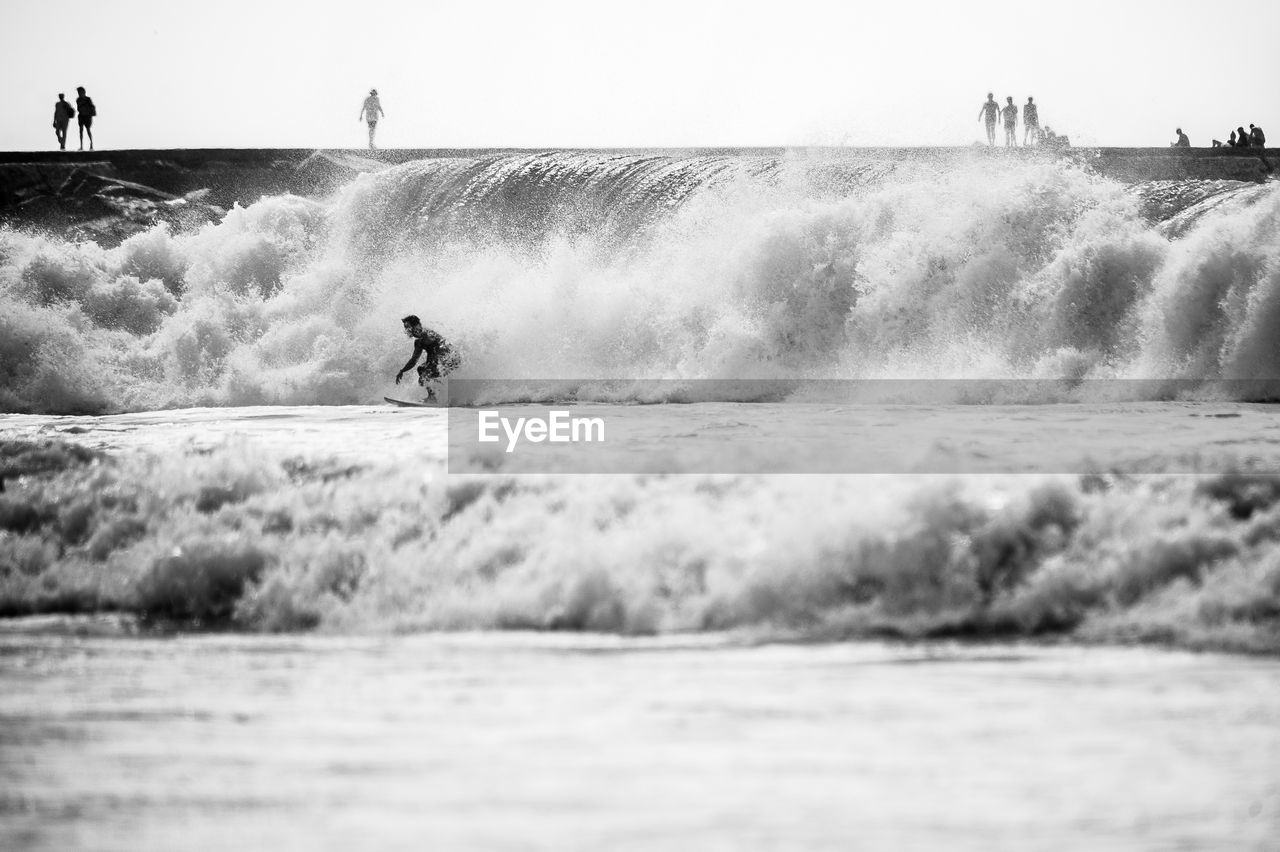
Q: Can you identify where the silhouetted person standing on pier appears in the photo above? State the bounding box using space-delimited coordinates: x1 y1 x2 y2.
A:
1023 97 1039 145
978 94 999 145
1249 124 1272 173
1001 97 1018 146
1171 128 1190 148
359 88 384 150
75 87 96 151
52 94 75 150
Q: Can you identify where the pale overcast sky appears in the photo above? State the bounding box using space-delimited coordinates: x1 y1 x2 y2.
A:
1 0 1276 151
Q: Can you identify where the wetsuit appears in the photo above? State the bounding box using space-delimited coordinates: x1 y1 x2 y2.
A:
402 327 460 384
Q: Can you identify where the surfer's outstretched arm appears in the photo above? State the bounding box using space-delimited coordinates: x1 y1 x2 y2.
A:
396 342 424 383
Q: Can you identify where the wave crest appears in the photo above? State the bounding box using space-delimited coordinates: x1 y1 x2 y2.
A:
0 153 1277 412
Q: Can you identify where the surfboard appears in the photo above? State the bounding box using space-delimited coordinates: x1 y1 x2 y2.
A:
384 396 444 408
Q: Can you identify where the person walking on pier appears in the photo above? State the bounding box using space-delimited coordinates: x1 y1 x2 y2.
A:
359 88 384 150
52 94 75 150
978 93 1000 146
1023 97 1040 145
1001 97 1018 146
75 86 96 151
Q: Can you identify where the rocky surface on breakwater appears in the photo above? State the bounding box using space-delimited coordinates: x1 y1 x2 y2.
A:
0 146 1272 244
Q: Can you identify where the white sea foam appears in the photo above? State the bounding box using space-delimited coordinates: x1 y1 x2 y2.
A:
1 153 1277 413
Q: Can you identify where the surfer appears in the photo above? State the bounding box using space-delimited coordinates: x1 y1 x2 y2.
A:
978 93 1000 145
75 86 96 151
395 315 460 400
1001 97 1018 147
359 88 384 150
52 94 75 150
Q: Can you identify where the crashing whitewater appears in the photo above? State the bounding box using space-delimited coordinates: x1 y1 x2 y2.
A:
3 152 1280 653
1 152 1278 414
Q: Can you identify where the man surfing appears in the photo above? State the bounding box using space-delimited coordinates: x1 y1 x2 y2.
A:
395 314 461 402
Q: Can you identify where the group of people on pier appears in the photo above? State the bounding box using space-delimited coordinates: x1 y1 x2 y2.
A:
1211 125 1266 150
50 87 96 151
978 94 1066 148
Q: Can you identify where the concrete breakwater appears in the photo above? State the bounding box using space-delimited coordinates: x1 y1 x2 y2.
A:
0 145 1273 244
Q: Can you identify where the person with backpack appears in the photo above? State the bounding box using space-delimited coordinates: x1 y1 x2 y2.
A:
52 93 75 150
75 86 96 151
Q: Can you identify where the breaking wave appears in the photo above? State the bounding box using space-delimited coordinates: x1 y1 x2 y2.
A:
3 438 1279 654
1 152 1278 413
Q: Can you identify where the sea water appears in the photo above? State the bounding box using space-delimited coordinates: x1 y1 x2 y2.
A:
3 632 1278 852
3 150 1280 848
